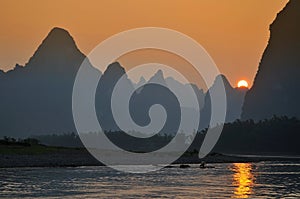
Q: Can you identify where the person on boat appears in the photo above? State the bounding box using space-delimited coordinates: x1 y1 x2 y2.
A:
200 161 206 168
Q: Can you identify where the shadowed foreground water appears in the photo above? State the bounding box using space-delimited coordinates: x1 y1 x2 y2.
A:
0 161 299 198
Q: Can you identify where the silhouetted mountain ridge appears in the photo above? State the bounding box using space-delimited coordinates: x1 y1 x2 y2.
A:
242 0 300 120
0 27 246 137
0 27 96 137
200 75 247 129
26 27 85 74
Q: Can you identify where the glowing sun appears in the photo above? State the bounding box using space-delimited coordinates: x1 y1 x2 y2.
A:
237 80 249 88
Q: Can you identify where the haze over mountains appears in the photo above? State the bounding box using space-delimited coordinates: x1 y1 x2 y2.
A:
200 75 248 130
0 27 247 137
3 0 300 139
242 0 300 120
0 28 97 137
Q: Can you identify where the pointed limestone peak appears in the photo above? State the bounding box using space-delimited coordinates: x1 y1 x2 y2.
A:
100 62 132 87
103 62 126 77
136 76 146 87
135 76 146 92
212 74 232 90
154 69 164 78
24 27 86 73
148 69 166 86
32 27 78 56
138 76 146 84
98 62 134 93
43 27 76 47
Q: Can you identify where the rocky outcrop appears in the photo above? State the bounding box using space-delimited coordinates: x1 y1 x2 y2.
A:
242 0 300 120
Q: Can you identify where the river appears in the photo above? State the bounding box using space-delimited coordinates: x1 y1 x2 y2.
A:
0 161 299 198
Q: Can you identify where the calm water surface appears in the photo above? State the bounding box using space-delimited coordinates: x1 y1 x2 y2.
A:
0 161 299 198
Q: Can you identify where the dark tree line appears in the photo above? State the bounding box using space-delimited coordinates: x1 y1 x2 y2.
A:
3 116 299 155
0 137 40 146
197 116 300 155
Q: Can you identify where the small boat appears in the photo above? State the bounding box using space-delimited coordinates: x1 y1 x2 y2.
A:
199 161 215 169
179 164 191 168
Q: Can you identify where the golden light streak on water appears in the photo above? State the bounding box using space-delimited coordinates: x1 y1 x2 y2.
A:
231 163 255 198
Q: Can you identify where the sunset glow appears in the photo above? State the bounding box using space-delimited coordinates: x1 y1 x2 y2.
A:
0 0 288 87
0 0 299 198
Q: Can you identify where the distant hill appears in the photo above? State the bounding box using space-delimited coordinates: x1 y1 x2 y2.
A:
0 27 246 137
130 70 182 135
242 0 300 121
95 62 135 132
200 75 247 130
0 27 98 137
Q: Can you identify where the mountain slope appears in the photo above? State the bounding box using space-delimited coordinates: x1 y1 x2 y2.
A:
96 62 134 131
242 0 300 120
0 27 98 137
200 75 247 130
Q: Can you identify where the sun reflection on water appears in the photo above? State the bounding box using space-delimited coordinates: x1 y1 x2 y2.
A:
231 163 255 198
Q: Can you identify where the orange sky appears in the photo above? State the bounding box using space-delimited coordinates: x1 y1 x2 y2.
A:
0 0 288 87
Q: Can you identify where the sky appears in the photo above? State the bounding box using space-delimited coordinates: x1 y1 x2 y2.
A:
0 0 288 88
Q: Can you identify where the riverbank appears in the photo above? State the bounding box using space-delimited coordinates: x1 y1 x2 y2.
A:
1 143 300 168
